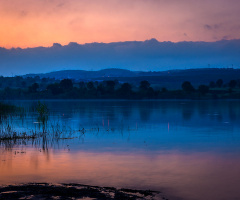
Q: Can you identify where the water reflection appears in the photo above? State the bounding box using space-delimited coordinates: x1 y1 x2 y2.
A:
0 100 240 200
1 150 240 200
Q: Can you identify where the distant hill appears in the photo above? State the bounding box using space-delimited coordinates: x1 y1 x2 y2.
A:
24 68 240 89
24 68 138 79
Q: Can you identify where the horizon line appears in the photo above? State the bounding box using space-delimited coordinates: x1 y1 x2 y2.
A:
6 66 237 78
2 38 240 50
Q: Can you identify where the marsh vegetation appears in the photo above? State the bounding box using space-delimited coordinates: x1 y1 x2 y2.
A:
0 102 87 151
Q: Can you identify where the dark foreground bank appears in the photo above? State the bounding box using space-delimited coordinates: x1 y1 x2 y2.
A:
0 183 176 200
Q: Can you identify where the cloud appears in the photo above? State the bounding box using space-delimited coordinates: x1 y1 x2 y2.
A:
204 24 222 31
221 35 231 40
0 39 240 76
19 10 28 17
57 2 65 8
204 24 212 30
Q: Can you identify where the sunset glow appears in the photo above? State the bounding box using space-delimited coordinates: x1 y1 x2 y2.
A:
1 0 240 48
1 150 240 200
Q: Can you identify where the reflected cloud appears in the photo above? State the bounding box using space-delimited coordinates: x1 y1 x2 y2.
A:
1 150 240 200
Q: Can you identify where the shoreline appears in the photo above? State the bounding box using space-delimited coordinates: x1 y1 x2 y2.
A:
0 182 173 200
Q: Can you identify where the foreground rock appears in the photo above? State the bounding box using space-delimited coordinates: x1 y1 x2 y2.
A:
0 183 167 200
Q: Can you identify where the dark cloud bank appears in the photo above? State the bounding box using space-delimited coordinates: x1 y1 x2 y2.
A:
0 39 240 76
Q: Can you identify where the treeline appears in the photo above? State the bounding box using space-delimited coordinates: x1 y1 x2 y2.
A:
0 77 240 100
0 76 57 90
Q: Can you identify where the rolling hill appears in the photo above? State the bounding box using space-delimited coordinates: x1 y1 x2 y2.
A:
23 68 240 89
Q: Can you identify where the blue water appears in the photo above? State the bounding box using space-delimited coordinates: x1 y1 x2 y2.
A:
1 100 240 200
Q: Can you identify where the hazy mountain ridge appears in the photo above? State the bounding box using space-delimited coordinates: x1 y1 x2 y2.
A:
24 68 240 78
1 39 240 76
24 68 138 79
23 68 240 89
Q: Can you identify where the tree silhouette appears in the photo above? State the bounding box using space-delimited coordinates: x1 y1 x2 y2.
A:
229 80 237 88
60 79 73 90
105 81 115 94
182 81 195 93
198 85 209 95
47 83 63 95
87 82 94 90
118 83 133 98
209 81 215 88
139 80 154 98
216 79 223 88
28 83 39 93
139 80 150 90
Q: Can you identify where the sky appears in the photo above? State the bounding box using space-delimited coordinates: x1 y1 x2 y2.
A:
0 0 240 48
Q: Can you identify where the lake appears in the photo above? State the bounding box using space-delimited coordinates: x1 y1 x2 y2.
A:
1 100 240 200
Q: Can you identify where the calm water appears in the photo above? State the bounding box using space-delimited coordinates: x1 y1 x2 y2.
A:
1 100 240 200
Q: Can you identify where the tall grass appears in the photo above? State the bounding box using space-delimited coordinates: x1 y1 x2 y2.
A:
0 102 17 112
0 102 86 150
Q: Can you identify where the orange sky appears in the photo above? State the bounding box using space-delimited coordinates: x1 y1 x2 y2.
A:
0 0 240 48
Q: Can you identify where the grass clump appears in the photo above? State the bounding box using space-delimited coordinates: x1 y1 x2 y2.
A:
0 102 20 115
0 131 36 141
